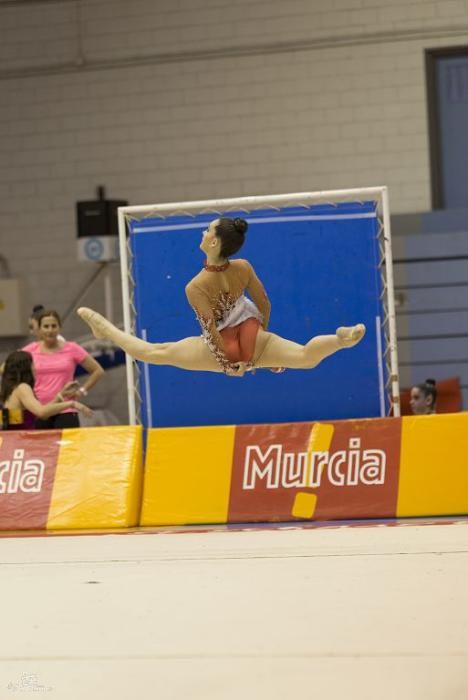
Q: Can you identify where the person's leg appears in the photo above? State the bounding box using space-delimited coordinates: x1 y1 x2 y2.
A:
78 307 364 373
77 307 223 372
160 336 224 371
253 324 365 369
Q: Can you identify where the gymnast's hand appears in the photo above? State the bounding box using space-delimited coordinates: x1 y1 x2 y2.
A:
225 363 246 377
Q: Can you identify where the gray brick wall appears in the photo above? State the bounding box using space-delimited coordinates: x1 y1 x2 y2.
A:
1 0 467 420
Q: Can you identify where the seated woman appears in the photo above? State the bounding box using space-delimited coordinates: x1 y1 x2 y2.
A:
409 378 437 415
77 217 365 376
0 351 92 430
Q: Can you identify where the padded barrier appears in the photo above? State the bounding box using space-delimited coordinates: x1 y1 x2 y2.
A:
141 414 468 525
0 427 143 530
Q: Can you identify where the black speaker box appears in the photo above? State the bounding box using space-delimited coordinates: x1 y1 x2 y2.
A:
76 199 128 238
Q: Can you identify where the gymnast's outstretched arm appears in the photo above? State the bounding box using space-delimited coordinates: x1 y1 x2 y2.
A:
241 259 271 330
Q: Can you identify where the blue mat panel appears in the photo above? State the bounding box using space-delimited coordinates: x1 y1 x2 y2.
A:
129 202 385 427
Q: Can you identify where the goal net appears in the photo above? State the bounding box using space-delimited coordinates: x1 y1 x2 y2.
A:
118 187 399 426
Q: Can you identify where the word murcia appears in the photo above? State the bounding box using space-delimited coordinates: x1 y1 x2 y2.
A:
0 449 45 494
243 437 385 490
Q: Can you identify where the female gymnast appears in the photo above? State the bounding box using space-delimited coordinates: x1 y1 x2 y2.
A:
77 217 365 377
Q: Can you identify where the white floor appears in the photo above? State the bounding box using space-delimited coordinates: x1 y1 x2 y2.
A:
1 520 468 700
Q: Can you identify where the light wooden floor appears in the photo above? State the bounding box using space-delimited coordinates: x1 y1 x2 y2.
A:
1 519 468 700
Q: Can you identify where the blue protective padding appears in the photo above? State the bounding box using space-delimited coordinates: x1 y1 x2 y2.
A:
128 202 385 427
75 350 126 375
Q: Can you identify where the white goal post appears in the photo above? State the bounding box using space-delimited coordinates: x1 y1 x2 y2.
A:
117 186 400 425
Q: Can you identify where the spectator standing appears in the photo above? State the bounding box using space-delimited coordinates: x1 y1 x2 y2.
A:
28 304 45 338
22 309 104 429
28 304 65 342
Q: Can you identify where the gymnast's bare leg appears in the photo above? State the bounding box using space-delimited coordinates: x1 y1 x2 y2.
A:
77 307 365 373
251 325 365 369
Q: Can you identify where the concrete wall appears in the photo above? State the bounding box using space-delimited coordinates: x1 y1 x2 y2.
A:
1 0 468 421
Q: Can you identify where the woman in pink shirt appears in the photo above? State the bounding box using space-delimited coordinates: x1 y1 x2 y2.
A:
22 309 104 429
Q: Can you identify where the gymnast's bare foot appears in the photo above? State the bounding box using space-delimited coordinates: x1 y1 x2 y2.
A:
336 323 366 348
77 307 110 339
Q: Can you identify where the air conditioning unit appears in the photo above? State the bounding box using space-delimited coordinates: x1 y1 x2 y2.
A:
76 186 127 263
77 236 120 262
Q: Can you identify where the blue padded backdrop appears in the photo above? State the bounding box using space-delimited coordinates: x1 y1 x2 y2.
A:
128 202 385 427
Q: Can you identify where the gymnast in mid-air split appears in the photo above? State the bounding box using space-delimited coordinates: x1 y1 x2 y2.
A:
77 217 365 377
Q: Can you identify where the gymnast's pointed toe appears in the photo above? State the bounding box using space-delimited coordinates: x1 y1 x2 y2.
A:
77 306 92 321
336 323 366 348
77 307 108 339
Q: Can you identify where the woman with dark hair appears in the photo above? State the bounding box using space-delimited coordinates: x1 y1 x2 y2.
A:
78 217 365 376
22 309 104 428
28 304 45 338
1 351 91 430
409 378 437 415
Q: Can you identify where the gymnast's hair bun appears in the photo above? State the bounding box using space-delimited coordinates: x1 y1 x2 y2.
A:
233 218 248 235
425 378 436 386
